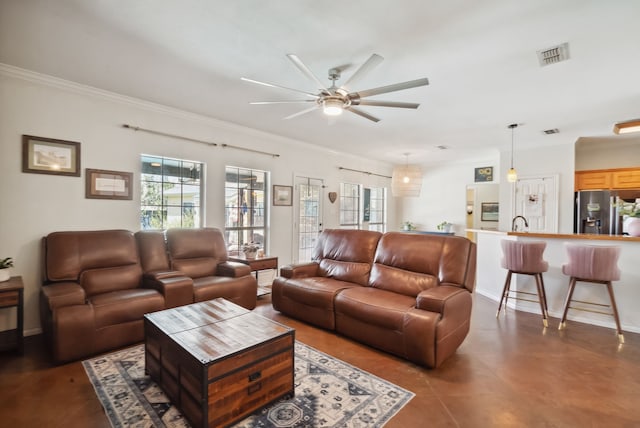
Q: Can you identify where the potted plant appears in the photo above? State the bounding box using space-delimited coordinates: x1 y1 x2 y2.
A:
242 242 260 259
402 221 416 231
437 221 453 233
619 199 640 236
0 257 13 282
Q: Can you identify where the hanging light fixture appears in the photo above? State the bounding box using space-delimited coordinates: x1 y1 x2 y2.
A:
507 123 518 183
391 153 422 197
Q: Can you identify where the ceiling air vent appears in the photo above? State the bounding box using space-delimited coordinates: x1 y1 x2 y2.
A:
543 128 559 135
537 43 570 67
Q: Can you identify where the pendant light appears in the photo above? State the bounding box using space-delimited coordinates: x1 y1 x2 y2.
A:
507 123 518 183
391 153 422 197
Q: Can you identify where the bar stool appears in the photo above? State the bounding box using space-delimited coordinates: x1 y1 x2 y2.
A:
496 240 549 327
559 243 624 343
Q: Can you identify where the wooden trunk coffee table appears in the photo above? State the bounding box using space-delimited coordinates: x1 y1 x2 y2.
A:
144 298 295 427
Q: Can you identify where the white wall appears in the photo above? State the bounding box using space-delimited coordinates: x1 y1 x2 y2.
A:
499 143 575 233
398 158 500 235
575 137 640 170
0 66 395 334
399 141 575 236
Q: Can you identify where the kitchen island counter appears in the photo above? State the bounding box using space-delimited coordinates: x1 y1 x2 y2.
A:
470 229 640 334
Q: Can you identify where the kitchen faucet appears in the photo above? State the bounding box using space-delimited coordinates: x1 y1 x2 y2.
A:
512 215 529 232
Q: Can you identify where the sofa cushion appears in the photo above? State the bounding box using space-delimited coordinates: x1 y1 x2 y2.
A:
278 277 358 308
369 264 438 297
80 264 143 296
192 275 258 310
91 288 164 329
334 287 416 330
135 230 170 273
45 230 140 282
171 257 217 278
166 227 228 261
313 229 381 286
371 232 476 295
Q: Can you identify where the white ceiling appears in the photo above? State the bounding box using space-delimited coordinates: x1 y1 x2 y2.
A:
1 0 639 165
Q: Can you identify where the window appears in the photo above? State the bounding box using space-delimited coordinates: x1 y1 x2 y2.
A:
339 183 360 229
224 166 268 254
140 155 203 230
339 183 387 232
367 186 387 232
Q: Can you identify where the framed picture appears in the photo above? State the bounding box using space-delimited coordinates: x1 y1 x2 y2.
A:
85 168 133 200
273 185 292 206
22 135 81 176
481 202 499 221
474 166 493 182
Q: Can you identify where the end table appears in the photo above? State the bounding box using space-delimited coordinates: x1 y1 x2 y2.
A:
0 276 24 354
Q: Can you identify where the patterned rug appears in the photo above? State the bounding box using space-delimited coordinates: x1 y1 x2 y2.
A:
83 342 414 428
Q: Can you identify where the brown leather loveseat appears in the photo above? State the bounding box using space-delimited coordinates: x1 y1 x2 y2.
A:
41 228 257 363
272 229 477 368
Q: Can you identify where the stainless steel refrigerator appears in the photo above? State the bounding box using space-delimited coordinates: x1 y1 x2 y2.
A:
575 190 640 234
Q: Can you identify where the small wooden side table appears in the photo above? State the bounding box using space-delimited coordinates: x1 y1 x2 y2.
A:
228 256 278 296
0 276 24 354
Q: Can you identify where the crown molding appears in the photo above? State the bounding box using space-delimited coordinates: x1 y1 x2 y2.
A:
0 63 391 168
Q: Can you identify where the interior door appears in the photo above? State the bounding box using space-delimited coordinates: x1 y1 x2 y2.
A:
294 176 324 263
513 175 559 233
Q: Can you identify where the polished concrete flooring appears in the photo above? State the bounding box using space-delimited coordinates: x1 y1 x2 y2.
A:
1 293 639 427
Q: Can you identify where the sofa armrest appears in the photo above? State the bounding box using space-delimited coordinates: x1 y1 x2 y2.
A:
216 261 252 278
279 262 320 279
41 282 86 311
416 285 470 315
142 272 193 309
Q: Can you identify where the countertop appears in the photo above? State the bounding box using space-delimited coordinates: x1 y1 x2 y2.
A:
467 229 640 242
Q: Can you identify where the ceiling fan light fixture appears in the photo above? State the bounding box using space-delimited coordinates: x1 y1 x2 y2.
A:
613 119 640 134
322 98 344 116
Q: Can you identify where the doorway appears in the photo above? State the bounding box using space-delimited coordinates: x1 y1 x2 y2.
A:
294 176 324 262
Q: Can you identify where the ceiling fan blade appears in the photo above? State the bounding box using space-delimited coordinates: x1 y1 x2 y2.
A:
342 53 384 90
250 100 316 105
284 105 319 120
241 77 318 98
351 78 429 99
345 107 380 123
286 54 330 93
353 100 420 109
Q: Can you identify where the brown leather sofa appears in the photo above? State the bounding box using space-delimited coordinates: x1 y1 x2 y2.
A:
41 227 257 363
272 229 477 368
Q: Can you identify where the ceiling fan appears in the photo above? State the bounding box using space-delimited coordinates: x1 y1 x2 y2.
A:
241 53 429 123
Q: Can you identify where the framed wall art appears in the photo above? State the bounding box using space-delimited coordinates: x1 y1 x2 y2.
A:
22 135 81 176
273 185 292 206
481 202 499 221
85 168 133 200
474 166 493 182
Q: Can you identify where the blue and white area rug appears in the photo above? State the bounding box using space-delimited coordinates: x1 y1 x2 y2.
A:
83 342 414 428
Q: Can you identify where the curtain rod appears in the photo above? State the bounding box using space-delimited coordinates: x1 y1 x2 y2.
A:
338 166 391 179
122 124 280 158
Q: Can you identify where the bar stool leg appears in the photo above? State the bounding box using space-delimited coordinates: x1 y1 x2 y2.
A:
534 273 548 328
539 274 549 314
496 271 513 317
559 277 577 330
605 282 625 344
